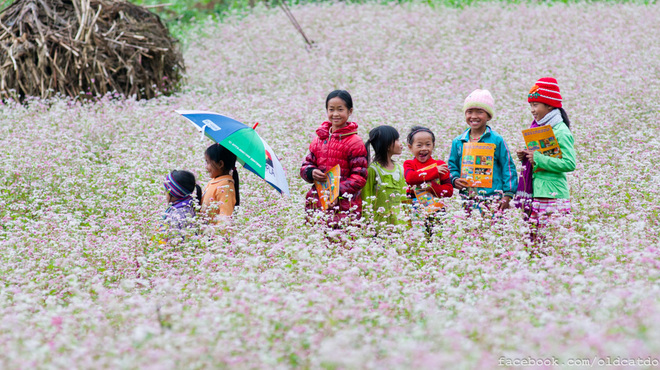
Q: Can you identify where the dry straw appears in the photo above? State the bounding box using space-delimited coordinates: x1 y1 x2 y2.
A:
0 0 185 101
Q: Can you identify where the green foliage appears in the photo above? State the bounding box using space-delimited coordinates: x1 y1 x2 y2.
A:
131 0 265 23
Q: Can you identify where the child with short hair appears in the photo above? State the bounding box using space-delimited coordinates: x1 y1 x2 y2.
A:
516 77 576 222
362 125 407 227
202 143 240 223
300 90 368 226
404 126 453 199
404 126 453 236
448 89 518 211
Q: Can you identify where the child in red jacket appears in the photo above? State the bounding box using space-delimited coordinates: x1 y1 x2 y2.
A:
300 90 368 226
404 126 453 200
404 126 453 236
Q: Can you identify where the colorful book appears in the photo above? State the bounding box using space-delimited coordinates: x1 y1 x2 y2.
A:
522 125 562 158
461 142 496 188
314 165 340 210
417 162 438 173
413 188 445 212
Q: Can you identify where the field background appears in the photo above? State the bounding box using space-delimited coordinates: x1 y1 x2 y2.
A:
2 0 660 368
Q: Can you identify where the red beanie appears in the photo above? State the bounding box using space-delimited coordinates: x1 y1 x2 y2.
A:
528 77 562 108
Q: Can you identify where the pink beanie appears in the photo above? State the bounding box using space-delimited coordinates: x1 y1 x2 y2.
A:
463 89 495 118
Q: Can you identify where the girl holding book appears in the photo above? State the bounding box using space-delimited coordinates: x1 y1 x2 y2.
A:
448 89 518 211
300 90 368 226
516 77 576 222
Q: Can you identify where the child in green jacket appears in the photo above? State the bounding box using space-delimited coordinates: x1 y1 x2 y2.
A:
516 77 576 224
362 125 407 228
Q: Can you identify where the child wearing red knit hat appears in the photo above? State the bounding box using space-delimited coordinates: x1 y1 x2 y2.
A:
516 77 576 236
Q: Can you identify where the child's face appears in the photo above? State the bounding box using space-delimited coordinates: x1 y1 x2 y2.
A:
326 97 352 130
205 154 223 179
529 102 553 122
408 132 435 163
465 108 490 132
389 139 403 156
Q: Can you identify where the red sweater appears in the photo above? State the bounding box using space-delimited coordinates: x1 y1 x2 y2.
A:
403 157 453 198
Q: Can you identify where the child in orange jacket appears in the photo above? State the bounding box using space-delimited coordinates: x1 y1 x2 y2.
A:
202 143 240 223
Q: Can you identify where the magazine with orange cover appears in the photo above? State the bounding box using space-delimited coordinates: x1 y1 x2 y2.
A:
413 188 445 212
461 143 495 188
522 125 562 158
314 165 340 210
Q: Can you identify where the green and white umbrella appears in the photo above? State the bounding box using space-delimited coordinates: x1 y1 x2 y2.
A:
176 110 290 195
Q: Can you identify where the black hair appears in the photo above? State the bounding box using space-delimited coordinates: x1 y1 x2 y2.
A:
325 90 353 110
406 126 436 145
365 125 400 166
541 102 571 130
205 143 240 206
170 170 202 206
558 107 571 130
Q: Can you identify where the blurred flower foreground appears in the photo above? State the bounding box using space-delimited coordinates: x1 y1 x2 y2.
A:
1 2 659 368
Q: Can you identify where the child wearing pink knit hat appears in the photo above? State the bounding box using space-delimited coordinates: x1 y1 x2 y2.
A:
462 89 495 119
448 89 518 211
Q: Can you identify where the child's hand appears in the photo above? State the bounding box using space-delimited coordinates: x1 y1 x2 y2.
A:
499 196 512 211
516 149 527 161
438 163 449 175
523 149 536 165
454 178 468 190
312 169 328 182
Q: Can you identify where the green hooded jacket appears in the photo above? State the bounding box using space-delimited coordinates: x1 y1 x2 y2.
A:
532 121 576 199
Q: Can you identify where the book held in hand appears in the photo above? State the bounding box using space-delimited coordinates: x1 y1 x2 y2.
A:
314 165 340 210
413 188 445 213
461 142 495 188
522 125 562 158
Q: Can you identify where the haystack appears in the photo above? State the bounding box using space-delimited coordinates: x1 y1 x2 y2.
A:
0 0 185 101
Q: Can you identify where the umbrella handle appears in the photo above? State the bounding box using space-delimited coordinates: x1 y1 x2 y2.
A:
200 124 207 141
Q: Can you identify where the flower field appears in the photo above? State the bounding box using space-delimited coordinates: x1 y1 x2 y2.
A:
1 2 660 368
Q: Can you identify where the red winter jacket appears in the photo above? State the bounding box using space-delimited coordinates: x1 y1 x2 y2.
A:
404 157 453 198
300 121 368 223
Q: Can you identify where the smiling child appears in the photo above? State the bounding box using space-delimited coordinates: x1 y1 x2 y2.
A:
300 90 368 226
448 89 517 211
403 126 453 199
201 143 240 223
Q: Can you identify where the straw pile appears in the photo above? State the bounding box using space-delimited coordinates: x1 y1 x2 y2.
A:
0 0 185 101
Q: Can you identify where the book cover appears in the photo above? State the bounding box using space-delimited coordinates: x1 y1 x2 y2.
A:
522 125 562 158
413 188 445 212
461 142 496 188
314 165 340 210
